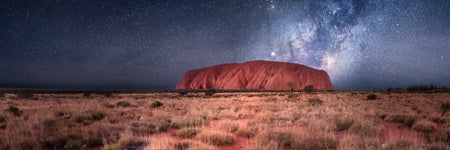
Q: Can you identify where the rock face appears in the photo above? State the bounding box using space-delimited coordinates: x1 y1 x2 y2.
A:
176 60 335 90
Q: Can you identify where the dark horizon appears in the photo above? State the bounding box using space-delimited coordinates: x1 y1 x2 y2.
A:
1 0 449 90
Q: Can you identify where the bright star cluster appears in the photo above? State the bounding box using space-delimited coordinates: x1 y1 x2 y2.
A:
0 0 449 89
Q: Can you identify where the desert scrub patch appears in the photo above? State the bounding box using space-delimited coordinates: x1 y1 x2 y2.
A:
176 128 196 139
255 129 337 149
404 116 421 127
89 110 105 121
159 122 170 132
117 136 148 150
236 127 255 138
431 128 449 142
334 117 353 131
384 114 411 122
308 97 323 106
5 106 22 116
108 117 119 123
217 121 239 133
205 88 217 96
172 118 211 128
412 121 435 133
382 139 423 150
196 131 235 146
366 94 377 100
151 101 164 108
130 122 157 136
349 122 383 138
339 136 380 150
428 116 448 124
73 114 93 123
54 110 72 119
427 142 449 150
116 101 131 107
64 139 83 150
82 120 93 126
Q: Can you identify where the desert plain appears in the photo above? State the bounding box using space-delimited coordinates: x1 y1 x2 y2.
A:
0 90 449 150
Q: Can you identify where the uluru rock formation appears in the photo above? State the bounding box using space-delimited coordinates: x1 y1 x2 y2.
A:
176 60 335 90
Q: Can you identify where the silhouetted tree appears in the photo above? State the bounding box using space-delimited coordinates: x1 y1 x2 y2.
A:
287 82 296 93
304 85 314 92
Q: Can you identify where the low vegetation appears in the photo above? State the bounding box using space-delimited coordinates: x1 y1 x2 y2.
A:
196 131 235 146
0 90 448 149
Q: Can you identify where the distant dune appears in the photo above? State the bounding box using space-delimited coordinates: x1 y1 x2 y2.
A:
176 60 335 90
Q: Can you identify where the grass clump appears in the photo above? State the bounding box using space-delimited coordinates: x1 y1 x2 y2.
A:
196 131 235 146
404 116 421 127
308 97 323 106
217 121 239 133
5 106 22 116
130 122 157 136
236 127 255 138
108 117 119 123
64 139 83 150
382 139 422 150
82 120 93 126
117 137 148 150
151 101 164 108
441 102 450 116
339 136 380 150
384 114 410 122
412 121 435 133
172 118 210 128
349 122 383 138
334 117 353 131
116 101 131 107
90 111 105 121
73 114 93 123
159 122 170 132
255 129 337 149
176 128 196 139
366 94 377 100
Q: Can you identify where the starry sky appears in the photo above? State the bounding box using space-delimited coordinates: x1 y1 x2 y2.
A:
1 0 449 90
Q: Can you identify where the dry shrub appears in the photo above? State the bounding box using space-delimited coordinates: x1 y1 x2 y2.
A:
366 94 377 100
145 135 218 150
172 118 210 129
382 139 424 150
176 128 196 139
404 116 421 127
236 127 256 138
254 128 336 149
151 101 164 108
159 122 170 132
217 121 239 133
5 106 22 116
196 131 235 146
116 101 131 107
130 122 157 136
349 122 383 138
73 114 93 123
412 121 436 133
334 117 353 131
307 97 323 106
427 142 449 150
339 136 380 150
383 113 422 127
117 133 148 150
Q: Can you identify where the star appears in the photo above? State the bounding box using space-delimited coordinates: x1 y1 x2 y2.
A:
271 52 276 57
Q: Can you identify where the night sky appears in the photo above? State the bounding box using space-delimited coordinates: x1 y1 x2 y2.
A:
1 0 449 90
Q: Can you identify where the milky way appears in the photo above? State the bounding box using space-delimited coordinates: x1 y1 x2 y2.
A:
0 0 449 89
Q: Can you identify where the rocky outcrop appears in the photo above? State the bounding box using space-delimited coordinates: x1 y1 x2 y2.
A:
176 60 335 90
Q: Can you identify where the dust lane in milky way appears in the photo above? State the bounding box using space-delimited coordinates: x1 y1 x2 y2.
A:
0 0 449 90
